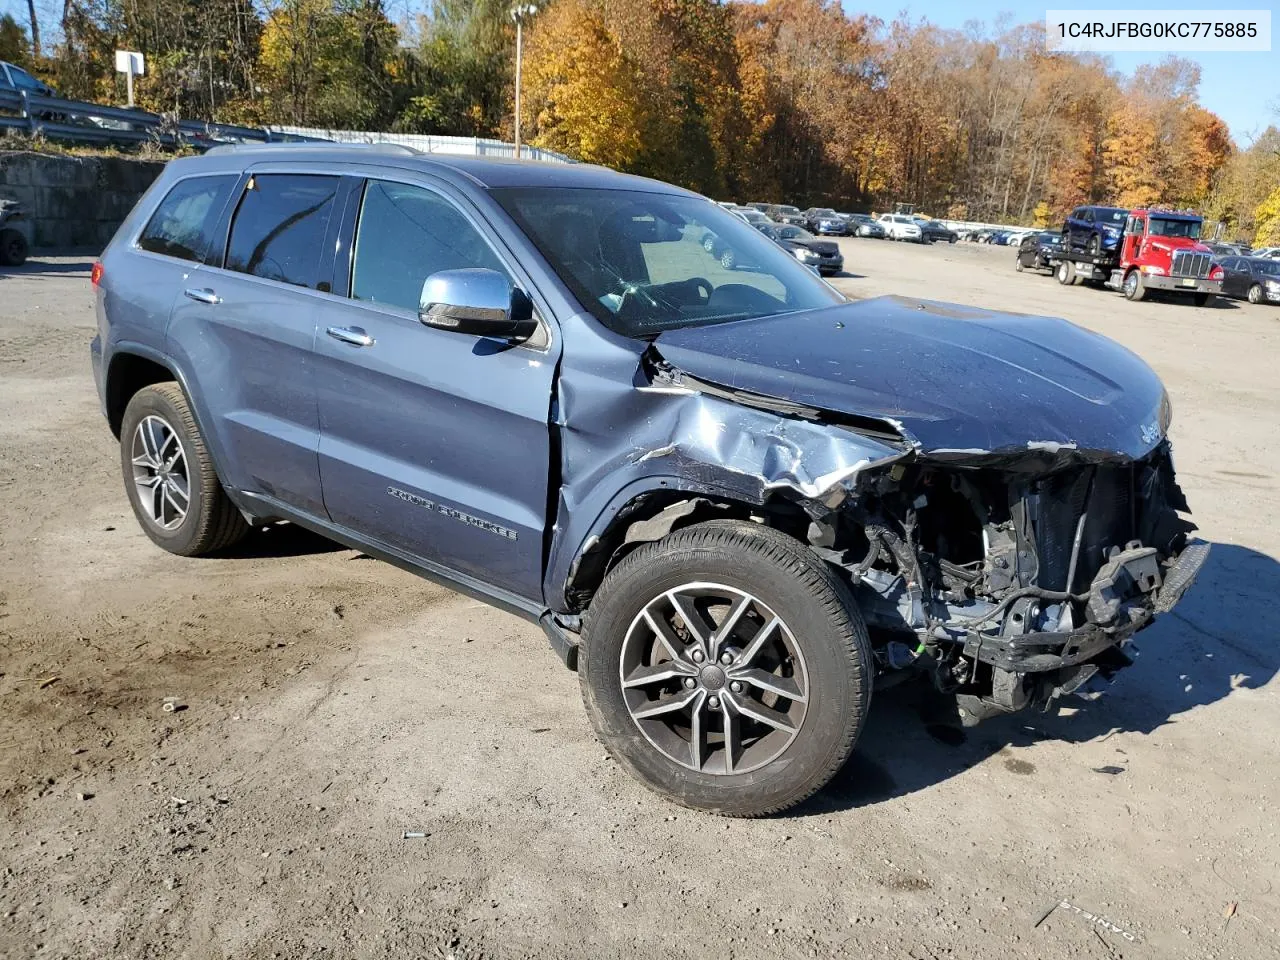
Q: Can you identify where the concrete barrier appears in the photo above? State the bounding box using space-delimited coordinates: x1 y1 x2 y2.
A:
0 151 165 251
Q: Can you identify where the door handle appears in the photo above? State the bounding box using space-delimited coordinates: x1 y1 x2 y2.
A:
184 287 221 305
326 325 374 347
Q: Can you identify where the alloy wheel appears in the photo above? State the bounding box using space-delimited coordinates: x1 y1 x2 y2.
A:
619 582 809 775
130 414 190 529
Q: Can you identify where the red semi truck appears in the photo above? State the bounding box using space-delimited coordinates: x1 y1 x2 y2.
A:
1053 208 1223 306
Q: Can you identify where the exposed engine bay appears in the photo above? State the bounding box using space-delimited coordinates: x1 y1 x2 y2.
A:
802 444 1208 722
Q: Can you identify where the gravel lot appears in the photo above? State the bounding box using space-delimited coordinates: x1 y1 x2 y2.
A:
1 239 1277 960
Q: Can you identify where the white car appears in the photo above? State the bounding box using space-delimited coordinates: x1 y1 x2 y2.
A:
1252 247 1280 259
878 214 922 242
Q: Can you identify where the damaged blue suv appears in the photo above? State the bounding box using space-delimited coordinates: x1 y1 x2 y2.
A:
92 146 1209 816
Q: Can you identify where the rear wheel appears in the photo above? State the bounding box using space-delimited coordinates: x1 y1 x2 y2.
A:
1087 234 1101 256
1056 260 1076 285
719 248 737 270
1123 269 1146 301
0 228 27 266
119 383 249 556
1248 283 1264 304
579 520 872 817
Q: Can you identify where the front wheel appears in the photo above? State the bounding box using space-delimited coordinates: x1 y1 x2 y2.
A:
1087 234 1101 256
0 228 27 266
1123 269 1146 301
579 520 872 817
119 383 249 556
1248 283 1263 304
1015 257 1025 272
719 248 737 270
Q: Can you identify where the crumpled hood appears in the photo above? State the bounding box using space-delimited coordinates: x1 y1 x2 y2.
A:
653 295 1169 460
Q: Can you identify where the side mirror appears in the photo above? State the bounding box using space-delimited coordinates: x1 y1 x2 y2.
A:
419 268 537 342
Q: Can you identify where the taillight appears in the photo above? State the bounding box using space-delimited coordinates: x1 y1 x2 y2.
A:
90 261 104 287
1209 265 1224 281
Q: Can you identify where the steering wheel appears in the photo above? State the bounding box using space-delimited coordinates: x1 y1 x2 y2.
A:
688 277 713 303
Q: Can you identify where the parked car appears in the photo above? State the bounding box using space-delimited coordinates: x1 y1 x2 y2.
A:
0 198 31 266
1215 256 1280 305
734 207 770 227
877 214 923 242
802 208 848 236
843 214 886 239
92 145 1208 816
1250 246 1280 259
0 60 57 98
765 204 808 228
1203 241 1248 258
913 218 957 244
745 202 772 213
764 223 844 275
1014 231 1063 273
1063 205 1129 256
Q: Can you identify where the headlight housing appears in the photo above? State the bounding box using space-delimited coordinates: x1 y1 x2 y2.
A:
1141 264 1167 276
794 248 819 262
1266 279 1280 291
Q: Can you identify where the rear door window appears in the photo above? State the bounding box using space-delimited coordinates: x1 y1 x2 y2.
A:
225 174 340 290
137 175 239 264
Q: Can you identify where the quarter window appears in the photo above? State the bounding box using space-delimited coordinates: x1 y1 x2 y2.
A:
225 174 340 290
350 180 508 313
137 175 238 264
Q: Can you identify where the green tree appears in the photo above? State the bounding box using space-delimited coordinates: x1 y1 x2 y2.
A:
0 13 30 66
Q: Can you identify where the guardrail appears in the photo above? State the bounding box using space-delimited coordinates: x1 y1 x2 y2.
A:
0 89 320 149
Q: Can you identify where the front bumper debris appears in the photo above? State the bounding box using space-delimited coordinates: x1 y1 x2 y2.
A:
959 539 1208 674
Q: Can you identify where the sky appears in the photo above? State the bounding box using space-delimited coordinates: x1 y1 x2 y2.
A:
3 0 1276 144
847 0 1280 146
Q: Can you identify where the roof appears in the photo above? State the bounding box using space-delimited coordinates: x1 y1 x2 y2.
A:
179 143 694 195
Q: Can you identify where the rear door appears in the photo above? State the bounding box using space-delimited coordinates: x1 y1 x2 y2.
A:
166 169 346 517
313 173 558 602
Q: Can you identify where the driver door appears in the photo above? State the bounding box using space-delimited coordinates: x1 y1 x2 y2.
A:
1122 214 1145 264
313 174 558 602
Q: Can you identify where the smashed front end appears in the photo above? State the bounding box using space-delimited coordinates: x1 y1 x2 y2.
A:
804 443 1208 720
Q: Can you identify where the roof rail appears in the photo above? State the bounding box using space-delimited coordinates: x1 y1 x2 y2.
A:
203 141 422 157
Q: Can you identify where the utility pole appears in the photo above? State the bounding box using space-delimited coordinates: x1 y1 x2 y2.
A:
509 4 537 160
26 0 40 58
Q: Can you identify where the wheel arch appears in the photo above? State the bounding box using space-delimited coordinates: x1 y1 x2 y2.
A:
105 349 182 438
558 483 813 616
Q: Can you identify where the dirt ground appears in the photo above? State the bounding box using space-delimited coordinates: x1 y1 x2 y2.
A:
1 239 1277 960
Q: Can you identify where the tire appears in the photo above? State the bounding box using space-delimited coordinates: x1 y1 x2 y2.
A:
579 519 872 817
719 248 737 270
1087 234 1101 256
1248 284 1263 304
1193 292 1211 307
1015 256 1025 272
0 228 27 267
1056 260 1076 285
1122 269 1146 302
119 382 249 556
702 234 716 253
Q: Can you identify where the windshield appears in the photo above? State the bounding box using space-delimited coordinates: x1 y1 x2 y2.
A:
1148 217 1201 239
493 187 842 338
1098 208 1127 224
754 223 780 240
778 226 814 240
777 206 800 216
811 209 837 218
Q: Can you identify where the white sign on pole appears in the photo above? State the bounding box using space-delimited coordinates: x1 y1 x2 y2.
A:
114 50 145 107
